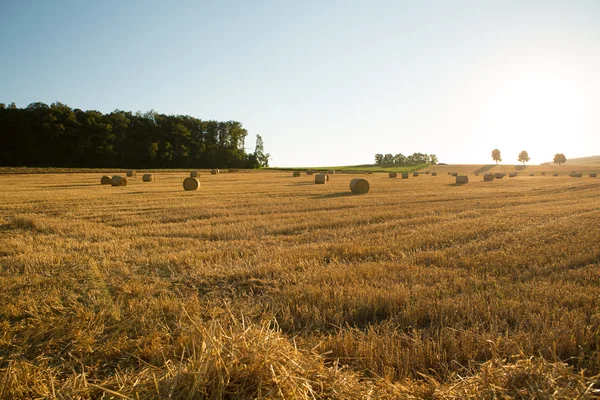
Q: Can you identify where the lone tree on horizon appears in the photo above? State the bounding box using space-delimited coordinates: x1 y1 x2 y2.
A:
491 149 502 164
518 150 530 165
553 153 566 166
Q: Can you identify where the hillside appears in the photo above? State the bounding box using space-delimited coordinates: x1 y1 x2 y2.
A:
541 155 600 166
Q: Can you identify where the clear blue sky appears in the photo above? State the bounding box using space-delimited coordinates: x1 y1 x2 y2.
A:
1 1 599 166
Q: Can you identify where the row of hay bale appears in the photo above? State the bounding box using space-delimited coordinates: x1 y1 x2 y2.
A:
101 174 155 186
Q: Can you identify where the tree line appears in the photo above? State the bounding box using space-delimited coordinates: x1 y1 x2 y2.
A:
491 149 566 166
374 152 438 165
0 102 269 169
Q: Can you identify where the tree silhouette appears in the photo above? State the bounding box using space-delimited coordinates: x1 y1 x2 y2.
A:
518 150 530 165
491 149 502 164
553 153 566 166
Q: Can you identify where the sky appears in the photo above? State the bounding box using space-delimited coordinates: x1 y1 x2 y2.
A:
1 1 599 166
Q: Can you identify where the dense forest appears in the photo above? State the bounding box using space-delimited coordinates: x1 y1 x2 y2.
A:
0 102 268 169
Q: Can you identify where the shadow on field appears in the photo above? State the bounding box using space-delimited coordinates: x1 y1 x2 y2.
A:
313 192 356 199
286 182 315 186
447 183 469 187
473 165 495 174
46 184 97 188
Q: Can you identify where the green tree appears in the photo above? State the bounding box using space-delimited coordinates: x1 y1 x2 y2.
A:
383 154 394 164
254 134 269 167
429 154 438 164
518 150 530 165
374 154 384 164
491 149 502 164
553 153 566 166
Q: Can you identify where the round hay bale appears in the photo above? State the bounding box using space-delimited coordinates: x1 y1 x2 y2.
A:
389 172 398 178
431 172 437 176
425 171 430 174
210 169 219 175
292 171 301 177
541 172 546 176
451 172 458 177
494 173 505 179
183 177 200 191
315 174 328 184
126 170 136 178
590 173 598 178
402 172 409 179
484 173 495 182
228 168 239 173
100 175 112 185
475 173 480 176
306 171 314 176
509 173 517 178
327 170 336 174
142 173 154 182
448 172 452 175
350 178 370 194
529 173 534 177
456 175 469 184
367 171 373 175
413 172 419 177
190 171 199 178
111 176 127 186
570 173 583 178
553 173 559 177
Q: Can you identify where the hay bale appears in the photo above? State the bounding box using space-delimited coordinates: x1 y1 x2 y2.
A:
553 173 559 177
590 173 598 178
327 170 336 174
389 172 398 178
100 175 112 185
402 172 409 179
142 173 154 182
475 173 480 176
448 172 452 175
228 168 239 173
509 173 518 178
451 172 458 177
111 176 127 186
570 173 583 178
183 177 200 191
431 172 437 176
211 169 219 175
367 171 373 175
306 171 314 175
190 171 199 177
425 171 430 174
413 172 419 177
541 172 546 176
494 173 505 179
350 178 370 194
456 175 469 184
315 174 328 184
484 173 495 182
529 173 534 177
126 170 136 178
292 171 301 177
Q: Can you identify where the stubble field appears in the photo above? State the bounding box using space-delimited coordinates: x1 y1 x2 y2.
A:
1 169 600 398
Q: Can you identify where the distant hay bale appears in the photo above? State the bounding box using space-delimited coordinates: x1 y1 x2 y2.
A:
553 173 559 177
413 172 419 177
425 171 430 174
541 172 546 176
190 171 199 177
183 177 200 191
126 170 136 178
484 173 495 182
475 173 480 176
451 172 458 177
327 170 336 174
509 173 518 178
570 173 583 178
111 176 127 186
431 172 437 176
529 173 534 176
448 172 452 175
292 171 301 177
228 168 239 173
315 174 328 184
389 172 398 178
367 171 373 175
142 174 154 182
402 172 409 179
456 175 469 184
494 173 505 179
306 170 314 175
211 169 219 175
100 175 112 185
590 173 598 178
350 178 370 194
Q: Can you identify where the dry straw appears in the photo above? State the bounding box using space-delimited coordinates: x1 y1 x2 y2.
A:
100 175 112 185
350 178 370 194
456 175 469 184
389 172 398 178
315 174 328 184
110 176 127 186
126 170 136 178
292 171 301 177
142 174 154 182
183 177 200 191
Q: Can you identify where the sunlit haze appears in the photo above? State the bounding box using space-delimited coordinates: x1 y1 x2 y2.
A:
1 1 599 166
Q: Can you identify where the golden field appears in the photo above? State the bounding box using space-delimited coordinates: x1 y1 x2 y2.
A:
1 168 600 399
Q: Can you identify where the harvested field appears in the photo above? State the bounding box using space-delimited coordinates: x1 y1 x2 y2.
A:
1 171 600 398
